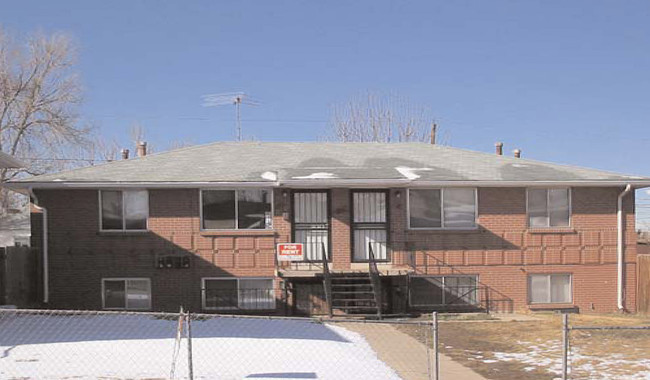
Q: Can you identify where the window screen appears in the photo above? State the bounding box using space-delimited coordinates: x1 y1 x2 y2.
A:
529 274 572 304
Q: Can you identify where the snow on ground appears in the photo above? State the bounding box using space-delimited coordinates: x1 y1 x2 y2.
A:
479 339 650 380
0 313 400 380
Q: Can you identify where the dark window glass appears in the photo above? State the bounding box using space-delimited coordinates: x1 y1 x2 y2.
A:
409 189 441 228
126 279 151 309
205 279 238 308
549 189 570 227
104 280 126 308
202 190 236 229
124 191 148 230
443 189 476 228
237 189 272 229
410 277 444 306
101 191 123 230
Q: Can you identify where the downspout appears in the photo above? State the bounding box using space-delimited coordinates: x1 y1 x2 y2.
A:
28 188 48 304
617 184 633 312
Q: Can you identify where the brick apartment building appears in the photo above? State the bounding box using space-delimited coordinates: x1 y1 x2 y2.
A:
7 142 650 316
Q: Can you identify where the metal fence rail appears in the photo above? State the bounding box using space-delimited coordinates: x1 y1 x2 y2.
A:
561 313 650 380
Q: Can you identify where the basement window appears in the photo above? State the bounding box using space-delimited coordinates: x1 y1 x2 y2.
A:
100 190 149 231
408 188 477 229
201 189 272 230
202 278 275 310
528 274 572 304
102 278 151 310
527 188 570 228
409 275 478 306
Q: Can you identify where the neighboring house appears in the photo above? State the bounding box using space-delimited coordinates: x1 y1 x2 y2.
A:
0 151 25 171
5 142 650 315
0 211 30 247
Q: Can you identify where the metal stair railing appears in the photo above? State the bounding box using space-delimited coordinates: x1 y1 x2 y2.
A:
368 243 383 319
320 242 333 318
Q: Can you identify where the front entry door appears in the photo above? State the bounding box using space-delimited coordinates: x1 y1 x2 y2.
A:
351 191 388 262
293 191 330 261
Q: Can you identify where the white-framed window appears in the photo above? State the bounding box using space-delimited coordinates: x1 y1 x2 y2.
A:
408 188 477 229
528 274 572 304
202 278 275 310
200 189 272 230
409 275 479 306
527 188 570 228
99 190 149 231
102 278 151 310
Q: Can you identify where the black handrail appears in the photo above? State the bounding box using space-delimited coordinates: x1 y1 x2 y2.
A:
368 243 382 319
320 242 333 318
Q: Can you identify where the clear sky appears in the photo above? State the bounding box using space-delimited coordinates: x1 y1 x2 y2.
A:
3 0 650 227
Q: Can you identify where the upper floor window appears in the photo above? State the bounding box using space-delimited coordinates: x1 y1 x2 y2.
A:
527 188 570 228
201 189 272 230
408 188 477 229
100 190 148 231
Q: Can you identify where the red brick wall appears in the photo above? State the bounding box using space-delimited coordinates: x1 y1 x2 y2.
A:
389 187 637 313
33 188 292 312
32 186 637 313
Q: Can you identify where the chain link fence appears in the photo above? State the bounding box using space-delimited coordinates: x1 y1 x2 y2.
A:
561 314 650 380
0 308 441 380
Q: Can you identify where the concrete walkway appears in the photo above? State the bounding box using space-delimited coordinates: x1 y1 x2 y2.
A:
341 323 487 380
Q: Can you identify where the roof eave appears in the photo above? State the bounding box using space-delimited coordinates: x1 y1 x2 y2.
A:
5 178 650 191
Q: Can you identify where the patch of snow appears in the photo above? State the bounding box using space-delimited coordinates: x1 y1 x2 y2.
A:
511 164 528 168
292 172 338 179
395 166 433 180
0 313 399 379
260 171 277 181
489 339 650 380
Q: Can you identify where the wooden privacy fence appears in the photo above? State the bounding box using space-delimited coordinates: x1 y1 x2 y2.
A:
0 246 39 306
639 254 650 314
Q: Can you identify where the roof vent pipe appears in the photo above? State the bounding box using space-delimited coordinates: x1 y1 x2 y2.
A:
495 142 503 155
121 149 130 160
137 142 147 157
514 149 521 158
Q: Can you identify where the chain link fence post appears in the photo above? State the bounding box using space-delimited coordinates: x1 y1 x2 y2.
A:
187 311 194 380
432 311 439 380
562 313 569 380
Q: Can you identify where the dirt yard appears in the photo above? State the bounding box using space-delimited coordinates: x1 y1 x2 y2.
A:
396 313 650 380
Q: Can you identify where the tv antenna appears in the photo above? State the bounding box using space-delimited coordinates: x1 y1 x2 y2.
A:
202 92 259 141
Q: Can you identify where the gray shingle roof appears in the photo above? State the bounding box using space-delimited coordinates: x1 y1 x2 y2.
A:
10 142 650 186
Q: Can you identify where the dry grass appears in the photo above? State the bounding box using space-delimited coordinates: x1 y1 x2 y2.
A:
396 313 650 380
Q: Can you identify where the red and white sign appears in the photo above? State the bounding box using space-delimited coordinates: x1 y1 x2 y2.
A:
277 243 304 261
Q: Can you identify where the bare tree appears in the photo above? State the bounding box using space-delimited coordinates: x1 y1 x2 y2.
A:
328 91 444 143
0 28 91 209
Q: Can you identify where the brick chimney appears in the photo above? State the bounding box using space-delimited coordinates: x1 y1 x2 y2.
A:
514 149 521 158
121 149 130 160
136 142 147 157
495 142 503 155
